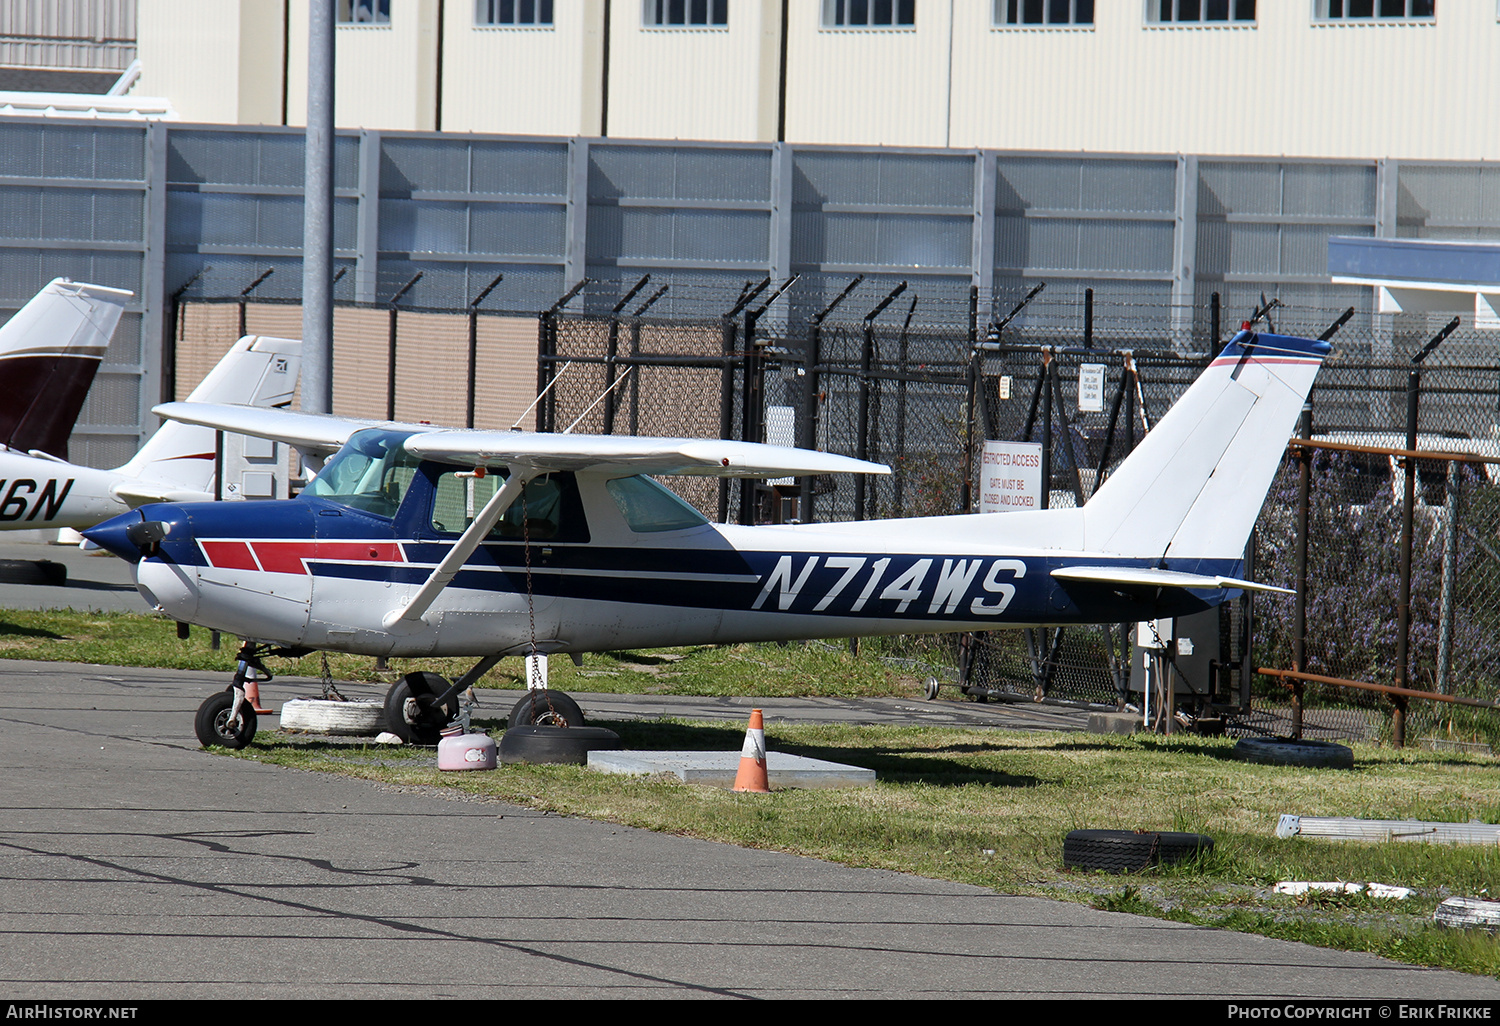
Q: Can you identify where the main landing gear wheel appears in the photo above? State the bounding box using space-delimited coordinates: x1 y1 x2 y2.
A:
383 671 460 745
195 690 258 749
508 689 585 728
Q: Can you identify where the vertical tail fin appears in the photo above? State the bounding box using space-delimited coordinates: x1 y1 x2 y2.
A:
1081 331 1328 563
117 336 302 493
0 278 133 459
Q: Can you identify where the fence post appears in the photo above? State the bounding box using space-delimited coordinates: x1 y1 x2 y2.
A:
536 309 554 432
385 272 422 422
1394 317 1459 746
603 275 649 435
1437 459 1460 695
962 285 978 513
237 268 274 339
802 276 862 523
1040 349 1053 511
466 272 504 428
857 281 907 519
536 279 590 432
1292 404 1312 740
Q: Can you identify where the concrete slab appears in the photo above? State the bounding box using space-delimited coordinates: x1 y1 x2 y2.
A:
1088 710 1144 735
588 749 876 788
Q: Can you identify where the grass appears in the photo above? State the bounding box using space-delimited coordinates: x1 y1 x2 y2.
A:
5 608 1500 977
0 608 918 696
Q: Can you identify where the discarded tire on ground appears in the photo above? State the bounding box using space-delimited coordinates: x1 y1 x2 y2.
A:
498 725 622 765
0 558 66 587
1435 897 1500 931
280 698 386 736
1230 736 1354 769
508 689 585 728
1063 829 1214 873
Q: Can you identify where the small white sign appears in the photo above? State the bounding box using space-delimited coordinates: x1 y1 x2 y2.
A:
998 375 1012 401
979 440 1043 513
1078 364 1106 413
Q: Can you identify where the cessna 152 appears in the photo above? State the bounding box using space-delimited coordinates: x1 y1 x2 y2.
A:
0 277 132 461
83 328 1328 749
0 335 301 532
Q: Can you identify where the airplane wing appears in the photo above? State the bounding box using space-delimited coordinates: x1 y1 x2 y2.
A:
151 402 403 456
1051 565 1293 595
404 431 892 478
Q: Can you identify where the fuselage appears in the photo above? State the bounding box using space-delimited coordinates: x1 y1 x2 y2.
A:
0 450 132 529
87 449 1234 658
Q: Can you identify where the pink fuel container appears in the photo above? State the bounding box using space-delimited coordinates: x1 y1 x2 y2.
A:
438 726 497 771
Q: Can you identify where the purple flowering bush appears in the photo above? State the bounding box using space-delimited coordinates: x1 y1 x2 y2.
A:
1254 452 1500 699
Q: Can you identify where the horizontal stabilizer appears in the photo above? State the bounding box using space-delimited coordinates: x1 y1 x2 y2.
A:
111 482 215 507
404 431 892 479
1051 565 1293 595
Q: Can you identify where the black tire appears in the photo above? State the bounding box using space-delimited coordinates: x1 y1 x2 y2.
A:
383 672 459 745
508 689 585 728
498 725 622 766
1063 829 1214 873
194 691 258 749
1230 737 1354 769
0 558 66 587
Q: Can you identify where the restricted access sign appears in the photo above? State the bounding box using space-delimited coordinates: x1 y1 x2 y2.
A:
979 440 1043 513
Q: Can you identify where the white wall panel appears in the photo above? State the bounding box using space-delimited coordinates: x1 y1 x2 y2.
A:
784 0 953 147
605 0 773 142
949 0 1500 160
440 0 603 136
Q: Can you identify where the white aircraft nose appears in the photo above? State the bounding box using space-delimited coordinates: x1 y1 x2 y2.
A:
136 558 200 621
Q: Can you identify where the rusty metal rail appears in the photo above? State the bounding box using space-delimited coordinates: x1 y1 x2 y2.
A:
1257 666 1500 748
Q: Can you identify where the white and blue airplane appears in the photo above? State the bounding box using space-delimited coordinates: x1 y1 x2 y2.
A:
83 328 1328 749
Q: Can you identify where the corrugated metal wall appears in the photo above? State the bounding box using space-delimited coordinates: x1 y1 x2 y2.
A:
0 0 136 71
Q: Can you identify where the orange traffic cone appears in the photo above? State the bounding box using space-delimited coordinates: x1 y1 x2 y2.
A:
732 709 770 793
243 677 272 715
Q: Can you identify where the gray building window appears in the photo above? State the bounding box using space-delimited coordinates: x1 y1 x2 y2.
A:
1149 0 1255 22
1317 0 1434 19
643 0 728 27
477 0 553 25
998 0 1094 25
823 0 916 28
338 0 391 24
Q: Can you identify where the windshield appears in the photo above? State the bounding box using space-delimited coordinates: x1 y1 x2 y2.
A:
303 428 424 517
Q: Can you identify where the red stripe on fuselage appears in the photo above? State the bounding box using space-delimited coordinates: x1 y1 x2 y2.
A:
200 541 259 571
199 540 405 575
251 541 406 575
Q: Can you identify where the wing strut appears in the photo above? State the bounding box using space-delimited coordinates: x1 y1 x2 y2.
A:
382 466 540 629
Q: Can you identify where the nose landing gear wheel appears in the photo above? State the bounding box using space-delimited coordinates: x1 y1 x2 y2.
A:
195 691 258 749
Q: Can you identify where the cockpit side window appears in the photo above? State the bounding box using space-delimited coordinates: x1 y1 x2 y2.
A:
605 475 709 532
429 469 589 543
303 428 424 518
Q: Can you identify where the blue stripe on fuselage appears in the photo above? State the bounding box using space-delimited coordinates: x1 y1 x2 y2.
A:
305 549 1245 625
